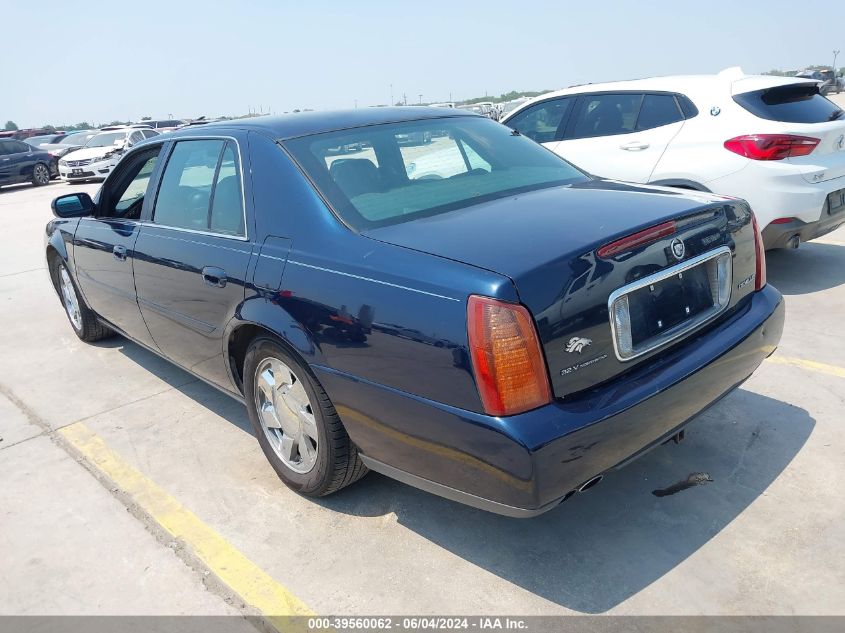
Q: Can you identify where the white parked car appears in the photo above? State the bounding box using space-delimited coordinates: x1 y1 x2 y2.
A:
59 127 158 182
501 68 845 249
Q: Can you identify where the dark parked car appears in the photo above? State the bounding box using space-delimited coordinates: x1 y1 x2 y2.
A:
45 109 784 517
796 69 843 95
0 138 57 189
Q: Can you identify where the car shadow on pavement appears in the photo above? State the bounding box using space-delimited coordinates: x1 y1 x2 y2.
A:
767 243 845 295
320 389 813 613
111 339 813 613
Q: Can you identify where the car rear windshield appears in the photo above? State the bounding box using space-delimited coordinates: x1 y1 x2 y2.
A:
284 116 589 229
733 83 844 123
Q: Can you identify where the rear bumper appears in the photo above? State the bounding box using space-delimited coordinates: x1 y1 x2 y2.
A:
317 285 784 517
761 208 845 249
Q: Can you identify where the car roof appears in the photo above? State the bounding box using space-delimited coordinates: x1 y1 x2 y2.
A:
163 107 476 140
502 68 819 119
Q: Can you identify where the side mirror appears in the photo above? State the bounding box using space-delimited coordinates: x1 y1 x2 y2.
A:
52 192 95 218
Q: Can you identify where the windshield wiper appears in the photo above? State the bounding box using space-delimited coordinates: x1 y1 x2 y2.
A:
828 109 844 121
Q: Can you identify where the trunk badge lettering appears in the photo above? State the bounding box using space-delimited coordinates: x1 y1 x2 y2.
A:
837 134 844 150
670 238 686 261
560 353 607 376
565 337 592 354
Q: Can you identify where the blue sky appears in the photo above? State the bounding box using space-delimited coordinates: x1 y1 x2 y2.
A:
6 0 845 127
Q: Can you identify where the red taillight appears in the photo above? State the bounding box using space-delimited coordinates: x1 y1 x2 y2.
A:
597 220 677 259
724 134 819 161
467 295 552 417
770 217 794 224
751 212 766 290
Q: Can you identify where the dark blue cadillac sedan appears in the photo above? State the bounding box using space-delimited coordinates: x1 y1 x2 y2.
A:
45 108 784 517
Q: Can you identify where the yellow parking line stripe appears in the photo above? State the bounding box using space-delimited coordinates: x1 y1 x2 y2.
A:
765 355 845 378
58 421 312 626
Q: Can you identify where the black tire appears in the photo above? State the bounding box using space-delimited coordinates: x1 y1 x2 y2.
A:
50 259 114 342
31 162 50 187
243 336 367 496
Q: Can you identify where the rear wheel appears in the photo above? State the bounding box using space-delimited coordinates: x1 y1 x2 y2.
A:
51 260 114 342
32 163 50 186
243 337 367 496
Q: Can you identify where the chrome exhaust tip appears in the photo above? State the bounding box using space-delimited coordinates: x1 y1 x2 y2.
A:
576 474 604 493
787 235 800 250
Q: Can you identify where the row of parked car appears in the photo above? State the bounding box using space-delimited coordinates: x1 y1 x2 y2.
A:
0 119 188 190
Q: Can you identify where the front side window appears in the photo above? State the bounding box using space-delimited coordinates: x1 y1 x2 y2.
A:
285 116 588 230
153 139 244 236
101 148 162 219
11 141 32 154
570 93 643 139
636 94 683 130
505 98 573 143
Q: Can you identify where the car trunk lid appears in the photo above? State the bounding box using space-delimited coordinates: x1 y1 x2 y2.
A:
364 180 758 399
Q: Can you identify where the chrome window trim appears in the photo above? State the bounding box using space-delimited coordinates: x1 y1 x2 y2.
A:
148 135 249 240
607 246 733 362
137 221 250 243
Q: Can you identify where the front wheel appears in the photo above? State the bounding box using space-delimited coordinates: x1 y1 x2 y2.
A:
51 260 114 342
243 337 367 496
32 162 50 186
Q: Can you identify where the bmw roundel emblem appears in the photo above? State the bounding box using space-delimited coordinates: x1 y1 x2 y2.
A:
710 106 721 116
670 238 686 261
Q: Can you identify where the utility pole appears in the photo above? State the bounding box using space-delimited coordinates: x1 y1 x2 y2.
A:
402 93 407 106
390 84 394 106
834 50 841 71
354 99 358 109
419 94 423 105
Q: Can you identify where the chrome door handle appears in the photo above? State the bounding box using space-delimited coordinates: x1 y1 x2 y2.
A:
112 245 127 261
620 141 650 151
202 266 227 288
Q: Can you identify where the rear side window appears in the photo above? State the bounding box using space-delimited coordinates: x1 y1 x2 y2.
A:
636 94 683 130
733 84 844 123
153 139 245 236
570 94 642 139
505 97 574 143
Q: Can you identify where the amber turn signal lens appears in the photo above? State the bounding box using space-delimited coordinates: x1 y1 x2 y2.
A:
467 295 552 417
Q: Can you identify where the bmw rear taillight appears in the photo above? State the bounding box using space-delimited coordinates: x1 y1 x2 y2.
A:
750 212 767 290
467 295 551 416
724 134 819 160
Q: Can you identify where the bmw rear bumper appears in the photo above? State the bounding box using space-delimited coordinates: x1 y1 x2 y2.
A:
317 285 785 517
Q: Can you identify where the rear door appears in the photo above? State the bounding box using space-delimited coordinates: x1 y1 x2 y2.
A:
0 141 12 184
503 97 575 153
556 92 685 182
133 136 252 391
71 145 164 349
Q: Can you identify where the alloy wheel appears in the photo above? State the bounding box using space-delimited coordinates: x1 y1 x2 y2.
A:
58 265 82 331
253 357 319 473
34 164 49 185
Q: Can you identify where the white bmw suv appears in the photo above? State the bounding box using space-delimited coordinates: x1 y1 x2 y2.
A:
501 68 845 249
58 126 158 183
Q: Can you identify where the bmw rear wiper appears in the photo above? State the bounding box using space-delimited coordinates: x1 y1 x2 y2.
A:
828 109 844 121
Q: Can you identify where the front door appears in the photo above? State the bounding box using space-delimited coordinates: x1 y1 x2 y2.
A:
71 146 164 349
133 138 252 391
